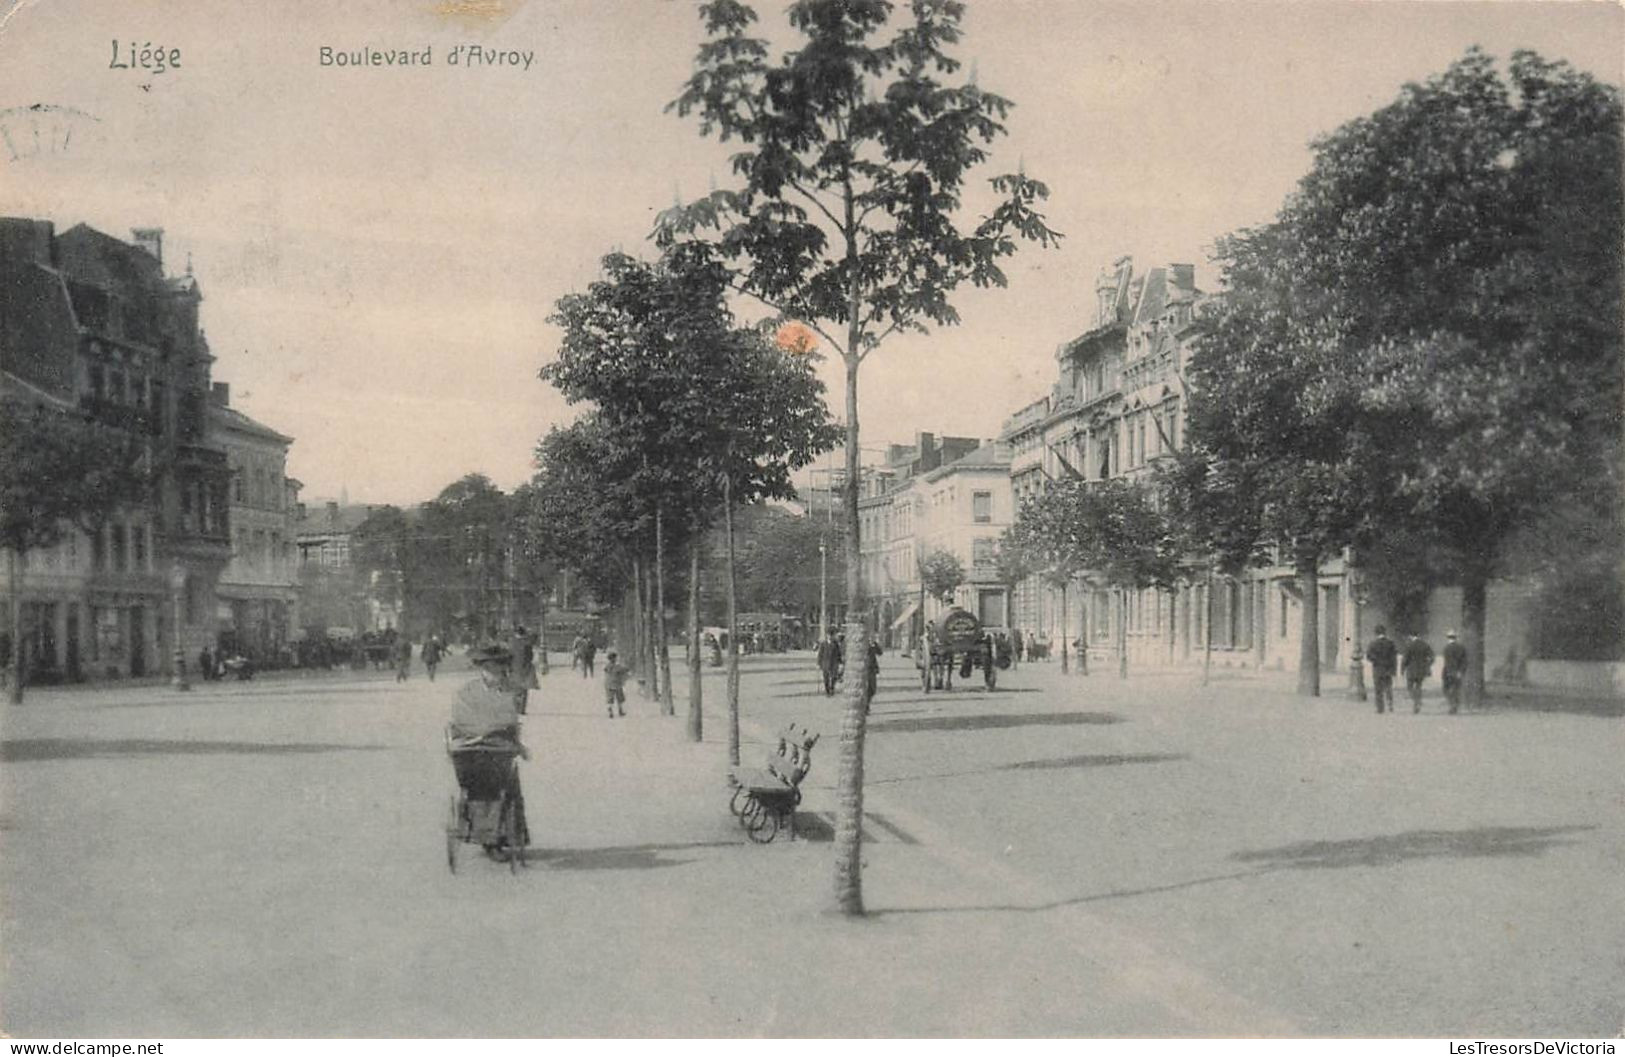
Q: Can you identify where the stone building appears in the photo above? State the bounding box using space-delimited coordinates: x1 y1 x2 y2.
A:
211 387 301 664
0 219 243 684
855 433 1012 647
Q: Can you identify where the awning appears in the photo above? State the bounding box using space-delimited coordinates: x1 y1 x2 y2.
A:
890 601 921 630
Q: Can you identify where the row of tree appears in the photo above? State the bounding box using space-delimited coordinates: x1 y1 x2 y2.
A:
999 49 1622 709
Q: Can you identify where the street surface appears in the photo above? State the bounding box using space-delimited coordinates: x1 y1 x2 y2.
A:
2 652 1620 1037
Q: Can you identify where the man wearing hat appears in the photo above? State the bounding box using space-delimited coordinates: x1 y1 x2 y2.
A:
1366 625 1398 714
1401 632 1435 714
1441 630 1468 714
450 643 527 752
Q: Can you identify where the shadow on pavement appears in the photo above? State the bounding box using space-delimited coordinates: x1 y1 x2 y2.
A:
867 711 1123 734
1230 825 1596 870
524 839 739 870
792 811 918 845
1003 752 1188 771
0 738 388 762
872 824 1595 918
868 752 1186 787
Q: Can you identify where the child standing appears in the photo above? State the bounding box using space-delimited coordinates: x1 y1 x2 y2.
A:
602 649 629 718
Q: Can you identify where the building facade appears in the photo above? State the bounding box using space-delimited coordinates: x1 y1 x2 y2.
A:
1 219 243 684
211 389 301 664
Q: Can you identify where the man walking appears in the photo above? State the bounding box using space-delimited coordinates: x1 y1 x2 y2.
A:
602 649 628 718
1011 628 1023 669
510 626 537 714
1366 625 1398 714
422 635 442 681
816 629 842 696
1441 630 1468 714
395 635 413 682
1402 632 1435 713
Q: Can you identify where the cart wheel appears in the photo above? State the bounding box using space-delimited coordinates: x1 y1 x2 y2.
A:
739 794 766 832
506 811 523 875
446 796 459 874
746 803 780 843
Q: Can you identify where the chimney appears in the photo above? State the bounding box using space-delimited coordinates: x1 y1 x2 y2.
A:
210 382 230 406
131 228 164 268
295 502 307 521
0 219 54 268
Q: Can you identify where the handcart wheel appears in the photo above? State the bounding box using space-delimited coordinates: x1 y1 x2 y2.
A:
446 796 460 874
746 803 780 843
738 793 765 831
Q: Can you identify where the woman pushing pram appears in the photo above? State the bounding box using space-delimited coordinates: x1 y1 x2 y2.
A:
445 643 530 872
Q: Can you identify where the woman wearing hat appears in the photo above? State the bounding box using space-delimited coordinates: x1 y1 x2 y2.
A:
449 643 528 752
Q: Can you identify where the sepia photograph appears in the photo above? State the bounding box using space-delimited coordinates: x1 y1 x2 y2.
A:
1 0 1621 1043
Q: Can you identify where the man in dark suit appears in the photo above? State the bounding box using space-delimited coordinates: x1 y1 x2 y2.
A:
1441 630 1468 714
1366 625 1398 714
815 629 842 696
1402 633 1435 713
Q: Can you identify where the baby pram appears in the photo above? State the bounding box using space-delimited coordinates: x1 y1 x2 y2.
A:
445 726 529 874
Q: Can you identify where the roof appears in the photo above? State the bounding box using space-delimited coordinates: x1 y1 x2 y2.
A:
208 402 293 445
295 503 375 538
923 442 1010 482
0 367 74 409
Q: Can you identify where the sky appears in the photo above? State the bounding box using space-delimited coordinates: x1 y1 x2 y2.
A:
2 0 1620 505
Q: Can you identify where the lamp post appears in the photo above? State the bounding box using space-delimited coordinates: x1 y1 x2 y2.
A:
818 537 828 642
169 562 190 691
1349 575 1369 702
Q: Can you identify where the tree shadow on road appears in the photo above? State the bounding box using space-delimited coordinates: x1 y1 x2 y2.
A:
867 752 1187 786
0 738 389 762
523 839 738 870
871 824 1595 918
867 711 1123 734
1229 825 1596 871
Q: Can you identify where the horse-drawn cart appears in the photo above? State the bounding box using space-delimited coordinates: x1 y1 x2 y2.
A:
916 607 1007 692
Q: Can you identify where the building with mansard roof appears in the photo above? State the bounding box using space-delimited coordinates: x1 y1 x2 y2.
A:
0 217 293 684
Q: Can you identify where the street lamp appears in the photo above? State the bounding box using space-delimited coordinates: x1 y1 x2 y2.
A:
169 562 190 691
818 537 828 642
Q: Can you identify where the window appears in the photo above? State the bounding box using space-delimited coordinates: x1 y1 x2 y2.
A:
972 491 992 523
972 538 995 569
233 470 244 503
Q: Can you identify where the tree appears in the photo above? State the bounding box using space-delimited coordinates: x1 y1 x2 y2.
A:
662 0 1061 916
1191 49 1623 704
1006 484 1090 674
544 247 837 747
416 475 512 644
1 399 151 702
917 549 964 606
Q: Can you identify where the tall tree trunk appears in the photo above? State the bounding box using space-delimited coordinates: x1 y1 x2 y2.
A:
1078 586 1089 675
687 534 703 743
1118 588 1129 679
536 583 549 676
1296 551 1321 697
1461 564 1489 710
834 340 870 918
645 560 659 701
632 556 651 699
8 548 24 705
1058 582 1070 673
1203 571 1214 686
656 506 674 717
724 478 741 766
